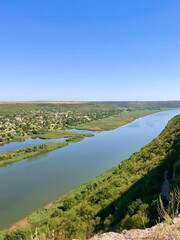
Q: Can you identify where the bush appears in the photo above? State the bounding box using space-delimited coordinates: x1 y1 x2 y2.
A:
3 228 31 240
28 209 55 226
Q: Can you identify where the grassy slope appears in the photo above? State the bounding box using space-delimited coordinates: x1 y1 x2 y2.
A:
2 114 179 240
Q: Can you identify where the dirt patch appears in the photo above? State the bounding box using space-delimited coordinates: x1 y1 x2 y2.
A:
9 217 31 231
44 202 56 209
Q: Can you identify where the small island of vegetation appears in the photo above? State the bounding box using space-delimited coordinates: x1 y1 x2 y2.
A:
2 101 178 167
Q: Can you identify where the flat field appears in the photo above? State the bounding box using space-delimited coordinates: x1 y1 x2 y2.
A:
73 109 160 131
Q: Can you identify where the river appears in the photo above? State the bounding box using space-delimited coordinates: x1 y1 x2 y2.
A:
0 109 180 229
0 137 66 153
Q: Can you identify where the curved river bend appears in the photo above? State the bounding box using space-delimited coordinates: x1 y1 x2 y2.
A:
0 109 180 229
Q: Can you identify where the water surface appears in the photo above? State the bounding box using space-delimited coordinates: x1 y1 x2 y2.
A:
0 109 180 229
0 137 66 153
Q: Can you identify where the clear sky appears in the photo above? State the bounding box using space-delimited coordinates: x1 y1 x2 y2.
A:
0 0 180 101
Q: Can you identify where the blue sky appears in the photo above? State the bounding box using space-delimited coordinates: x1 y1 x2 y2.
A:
0 0 180 101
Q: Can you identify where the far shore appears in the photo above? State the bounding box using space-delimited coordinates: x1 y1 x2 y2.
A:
0 109 162 168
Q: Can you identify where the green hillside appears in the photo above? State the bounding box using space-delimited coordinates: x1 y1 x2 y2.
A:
1 114 180 240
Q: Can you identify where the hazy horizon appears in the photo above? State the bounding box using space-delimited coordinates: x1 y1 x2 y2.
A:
0 100 180 103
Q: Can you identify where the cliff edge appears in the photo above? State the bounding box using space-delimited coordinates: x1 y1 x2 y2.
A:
90 217 180 240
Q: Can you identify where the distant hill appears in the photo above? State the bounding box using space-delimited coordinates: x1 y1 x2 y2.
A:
111 100 180 110
1 114 180 240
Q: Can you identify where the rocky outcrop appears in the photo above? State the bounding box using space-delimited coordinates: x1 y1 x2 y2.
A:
89 217 180 240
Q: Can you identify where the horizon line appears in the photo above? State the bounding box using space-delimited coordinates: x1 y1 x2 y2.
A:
0 100 180 104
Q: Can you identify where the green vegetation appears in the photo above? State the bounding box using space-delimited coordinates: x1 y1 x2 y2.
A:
2 114 179 240
0 101 125 145
0 142 68 167
66 133 93 143
110 101 180 110
33 129 90 140
0 133 93 167
73 109 159 131
0 101 180 145
0 101 171 168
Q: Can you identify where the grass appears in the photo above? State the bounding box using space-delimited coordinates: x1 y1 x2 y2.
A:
73 109 161 131
0 133 93 167
31 130 85 139
0 142 68 167
0 130 87 146
0 109 159 167
1 114 180 239
152 222 180 240
11 110 159 142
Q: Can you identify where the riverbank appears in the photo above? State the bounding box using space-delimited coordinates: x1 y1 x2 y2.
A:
0 109 162 147
73 109 162 131
0 109 180 231
0 109 160 167
0 133 93 167
0 129 92 146
32 129 87 139
4 114 180 239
